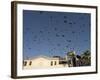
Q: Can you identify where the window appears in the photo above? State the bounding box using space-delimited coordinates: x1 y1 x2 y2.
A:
29 61 32 66
54 61 57 65
51 61 53 66
24 61 27 66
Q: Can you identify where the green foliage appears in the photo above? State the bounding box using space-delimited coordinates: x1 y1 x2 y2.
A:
67 50 91 67
67 51 75 57
81 50 91 66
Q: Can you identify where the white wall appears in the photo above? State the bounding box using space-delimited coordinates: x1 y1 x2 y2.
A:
0 0 100 80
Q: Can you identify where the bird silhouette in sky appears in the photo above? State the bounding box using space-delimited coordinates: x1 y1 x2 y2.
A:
64 20 67 23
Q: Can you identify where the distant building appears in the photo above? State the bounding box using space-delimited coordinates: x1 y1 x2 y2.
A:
23 55 68 69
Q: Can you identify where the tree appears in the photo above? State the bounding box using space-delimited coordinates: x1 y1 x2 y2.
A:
67 51 76 67
67 51 76 57
81 50 91 66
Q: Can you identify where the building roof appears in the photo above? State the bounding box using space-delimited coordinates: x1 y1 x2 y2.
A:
26 55 60 60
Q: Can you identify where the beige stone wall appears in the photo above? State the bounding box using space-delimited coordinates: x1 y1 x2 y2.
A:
23 57 68 69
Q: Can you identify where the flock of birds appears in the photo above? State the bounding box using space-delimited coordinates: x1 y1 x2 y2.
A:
24 11 90 55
